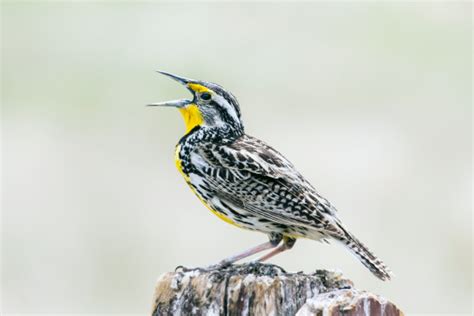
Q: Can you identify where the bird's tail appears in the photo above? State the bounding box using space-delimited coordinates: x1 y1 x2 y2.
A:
333 224 393 281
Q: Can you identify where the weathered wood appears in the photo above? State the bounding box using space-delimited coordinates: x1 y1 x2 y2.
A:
152 263 402 316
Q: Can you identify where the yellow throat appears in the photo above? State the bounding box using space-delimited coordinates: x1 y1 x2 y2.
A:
179 104 204 134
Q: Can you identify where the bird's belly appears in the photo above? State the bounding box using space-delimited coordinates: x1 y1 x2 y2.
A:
184 172 244 229
182 172 266 232
175 149 322 238
174 147 245 229
184 173 319 238
186 175 285 233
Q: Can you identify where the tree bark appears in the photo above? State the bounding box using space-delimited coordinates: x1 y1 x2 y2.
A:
152 263 403 316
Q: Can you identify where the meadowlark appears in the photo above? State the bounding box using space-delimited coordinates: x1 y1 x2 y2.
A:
149 71 392 281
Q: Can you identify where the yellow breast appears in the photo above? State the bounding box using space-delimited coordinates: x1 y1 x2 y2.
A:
174 144 188 179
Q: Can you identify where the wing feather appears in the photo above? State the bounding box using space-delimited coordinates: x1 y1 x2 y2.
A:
196 135 340 233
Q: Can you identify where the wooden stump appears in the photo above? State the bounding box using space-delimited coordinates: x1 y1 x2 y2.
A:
152 263 403 315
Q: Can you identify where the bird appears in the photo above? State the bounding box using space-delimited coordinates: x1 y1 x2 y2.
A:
149 71 392 281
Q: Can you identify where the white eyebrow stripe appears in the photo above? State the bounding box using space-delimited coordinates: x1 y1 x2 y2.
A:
213 93 240 123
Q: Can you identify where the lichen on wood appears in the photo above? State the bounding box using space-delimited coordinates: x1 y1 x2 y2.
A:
152 263 402 316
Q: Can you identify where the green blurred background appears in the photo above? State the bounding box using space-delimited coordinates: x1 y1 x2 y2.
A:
2 1 472 314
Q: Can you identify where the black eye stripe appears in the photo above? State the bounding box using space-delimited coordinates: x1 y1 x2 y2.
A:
210 100 235 124
201 92 212 100
209 100 220 107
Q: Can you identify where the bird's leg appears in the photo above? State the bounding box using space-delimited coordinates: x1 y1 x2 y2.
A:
211 233 283 268
218 241 276 266
257 237 296 262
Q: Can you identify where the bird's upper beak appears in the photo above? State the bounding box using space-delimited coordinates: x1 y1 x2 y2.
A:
147 71 195 108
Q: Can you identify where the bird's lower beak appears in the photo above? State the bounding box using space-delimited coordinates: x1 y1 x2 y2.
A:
147 99 192 108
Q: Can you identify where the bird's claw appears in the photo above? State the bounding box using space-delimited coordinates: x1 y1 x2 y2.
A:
174 265 192 272
175 261 233 273
204 260 232 271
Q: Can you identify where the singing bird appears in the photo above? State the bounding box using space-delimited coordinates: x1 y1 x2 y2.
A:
149 71 392 280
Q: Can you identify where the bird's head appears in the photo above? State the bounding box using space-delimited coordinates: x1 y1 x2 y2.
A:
149 71 244 135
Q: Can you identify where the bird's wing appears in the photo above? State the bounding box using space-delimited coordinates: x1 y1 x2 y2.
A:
196 135 339 231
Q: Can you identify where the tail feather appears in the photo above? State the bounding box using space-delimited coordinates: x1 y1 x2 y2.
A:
333 224 393 281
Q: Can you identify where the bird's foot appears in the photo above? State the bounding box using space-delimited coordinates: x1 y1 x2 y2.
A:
174 265 219 273
175 261 233 273
174 265 195 273
204 260 233 271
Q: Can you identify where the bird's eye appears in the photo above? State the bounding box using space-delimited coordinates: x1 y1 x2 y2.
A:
200 92 212 101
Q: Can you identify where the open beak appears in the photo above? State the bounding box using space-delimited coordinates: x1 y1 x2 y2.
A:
147 71 194 108
147 99 191 108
